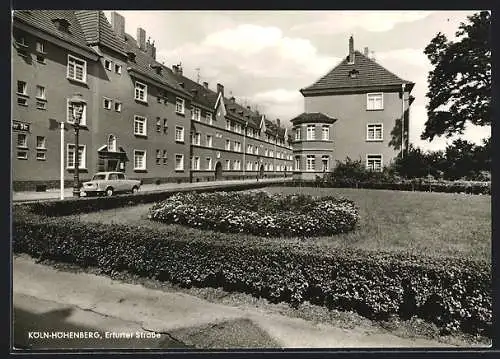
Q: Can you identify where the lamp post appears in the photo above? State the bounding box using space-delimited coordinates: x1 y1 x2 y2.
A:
69 93 86 198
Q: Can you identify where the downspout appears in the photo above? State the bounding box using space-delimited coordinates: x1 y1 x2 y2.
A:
401 83 406 158
243 122 246 179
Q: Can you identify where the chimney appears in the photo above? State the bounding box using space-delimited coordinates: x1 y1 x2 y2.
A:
364 47 369 56
172 64 183 76
111 12 125 40
246 106 251 110
217 83 224 97
146 37 157 60
137 27 146 50
276 119 281 128
203 81 208 89
230 96 235 103
348 35 355 64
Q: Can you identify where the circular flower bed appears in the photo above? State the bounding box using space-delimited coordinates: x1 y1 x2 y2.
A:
148 191 359 237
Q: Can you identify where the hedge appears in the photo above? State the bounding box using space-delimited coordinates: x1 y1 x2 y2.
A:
149 191 359 237
13 208 491 337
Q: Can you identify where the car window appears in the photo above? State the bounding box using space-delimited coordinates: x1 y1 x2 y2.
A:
92 174 106 180
109 173 118 180
117 173 125 180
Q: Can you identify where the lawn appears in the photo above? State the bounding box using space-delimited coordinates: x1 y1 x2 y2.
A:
71 187 491 262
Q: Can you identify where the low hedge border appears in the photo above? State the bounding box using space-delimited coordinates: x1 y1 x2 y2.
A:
13 210 491 337
283 180 491 195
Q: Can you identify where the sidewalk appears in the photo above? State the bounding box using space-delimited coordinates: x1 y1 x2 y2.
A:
13 255 455 350
12 177 291 202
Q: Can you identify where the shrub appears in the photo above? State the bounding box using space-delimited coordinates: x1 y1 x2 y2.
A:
12 210 491 337
148 191 359 237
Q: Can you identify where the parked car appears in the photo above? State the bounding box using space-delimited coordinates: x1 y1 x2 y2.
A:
81 172 141 197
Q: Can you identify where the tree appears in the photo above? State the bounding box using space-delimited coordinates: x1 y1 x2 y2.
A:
422 11 491 141
443 139 478 180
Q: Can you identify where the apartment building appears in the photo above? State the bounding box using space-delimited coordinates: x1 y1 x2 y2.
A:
293 36 415 180
11 10 292 190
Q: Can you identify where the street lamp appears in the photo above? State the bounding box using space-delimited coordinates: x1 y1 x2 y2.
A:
69 93 86 198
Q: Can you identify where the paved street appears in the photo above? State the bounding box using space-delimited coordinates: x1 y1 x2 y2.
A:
13 255 455 350
12 177 291 203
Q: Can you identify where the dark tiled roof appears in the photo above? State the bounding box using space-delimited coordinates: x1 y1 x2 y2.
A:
75 11 125 55
302 51 414 93
290 112 337 124
170 72 218 110
13 10 95 54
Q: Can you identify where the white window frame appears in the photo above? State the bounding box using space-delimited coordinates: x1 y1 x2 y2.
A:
17 133 28 148
35 85 46 100
294 156 300 171
193 132 201 146
108 134 117 152
306 125 315 140
114 101 122 112
225 139 231 151
175 126 185 142
225 159 231 170
103 97 112 110
367 92 384 110
306 155 315 172
175 97 185 114
191 106 201 121
134 81 147 102
206 157 212 170
66 98 87 126
175 154 184 171
134 115 147 136
294 127 301 141
206 134 213 148
36 40 45 53
17 81 27 95
67 55 87 83
366 123 383 141
133 149 147 170
321 156 329 172
104 59 112 71
322 125 330 141
36 151 46 161
366 154 383 172
66 144 86 169
162 150 168 164
36 136 46 149
115 64 122 74
17 150 28 160
206 113 213 125
192 156 200 170
226 120 231 131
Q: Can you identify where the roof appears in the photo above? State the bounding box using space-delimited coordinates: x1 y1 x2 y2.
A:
13 10 96 54
301 50 414 94
290 112 338 125
75 11 126 55
170 71 218 110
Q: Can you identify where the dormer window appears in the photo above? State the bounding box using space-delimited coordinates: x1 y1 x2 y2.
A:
150 64 162 75
349 69 359 79
52 18 70 33
127 51 136 62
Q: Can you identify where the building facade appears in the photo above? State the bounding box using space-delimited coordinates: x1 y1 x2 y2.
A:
292 36 415 180
11 10 293 191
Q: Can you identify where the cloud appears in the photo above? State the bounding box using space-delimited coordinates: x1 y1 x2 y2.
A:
249 89 303 125
375 48 431 70
290 11 434 35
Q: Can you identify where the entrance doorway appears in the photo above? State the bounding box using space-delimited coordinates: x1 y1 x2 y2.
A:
214 162 223 180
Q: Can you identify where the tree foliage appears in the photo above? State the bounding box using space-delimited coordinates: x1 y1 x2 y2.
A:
423 11 491 141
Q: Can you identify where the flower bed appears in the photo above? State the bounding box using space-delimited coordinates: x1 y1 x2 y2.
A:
148 191 359 237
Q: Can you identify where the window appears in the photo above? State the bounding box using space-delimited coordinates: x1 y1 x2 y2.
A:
206 113 213 125
66 98 87 125
103 98 112 110
162 150 167 164
264 148 268 157
36 151 46 160
175 154 184 170
134 81 147 102
206 134 213 147
67 144 86 169
156 118 162 132
17 150 28 159
175 97 185 114
191 156 200 170
18 98 28 106
235 141 241 152
233 160 241 170
17 133 27 148
191 106 201 121
270 150 274 158
17 81 27 95
104 59 112 71
225 159 231 170
226 120 231 131
134 150 146 170
134 115 147 136
114 101 122 112
322 156 329 172
306 155 315 171
36 101 46 110
36 85 45 99
294 127 301 141
175 126 184 142
67 55 87 82
36 136 46 149
157 96 162 104
246 161 252 171
36 41 45 53
366 154 383 172
156 150 162 164
247 144 252 154
235 123 241 134
206 157 212 170
192 132 201 146
306 125 315 140
255 146 259 155
294 156 300 171
115 64 122 74
225 139 231 151
367 93 383 110
322 126 330 141
366 124 383 141
163 119 168 133
107 135 116 152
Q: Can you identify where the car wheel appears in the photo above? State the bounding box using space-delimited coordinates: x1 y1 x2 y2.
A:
105 187 114 197
132 186 139 194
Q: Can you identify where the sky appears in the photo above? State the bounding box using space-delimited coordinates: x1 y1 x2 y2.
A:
104 10 491 152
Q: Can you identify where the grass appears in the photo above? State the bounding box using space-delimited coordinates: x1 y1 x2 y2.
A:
70 187 491 262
